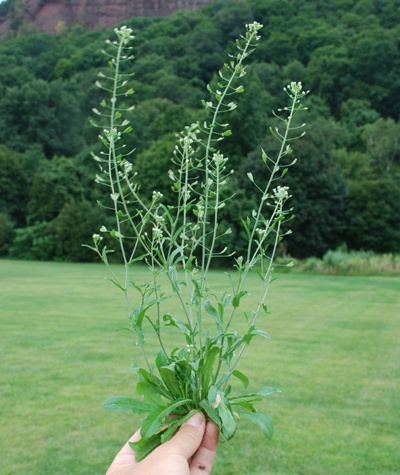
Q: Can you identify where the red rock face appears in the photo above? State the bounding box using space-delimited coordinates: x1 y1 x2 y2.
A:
0 0 210 34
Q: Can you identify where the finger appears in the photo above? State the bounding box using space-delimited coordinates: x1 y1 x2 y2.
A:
190 421 219 475
106 430 141 474
161 412 206 460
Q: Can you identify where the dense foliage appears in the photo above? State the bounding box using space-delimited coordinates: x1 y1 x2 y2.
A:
0 0 399 261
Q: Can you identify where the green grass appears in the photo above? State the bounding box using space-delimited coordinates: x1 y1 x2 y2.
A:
1 259 399 475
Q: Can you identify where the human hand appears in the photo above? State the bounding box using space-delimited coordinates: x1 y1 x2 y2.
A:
106 412 219 475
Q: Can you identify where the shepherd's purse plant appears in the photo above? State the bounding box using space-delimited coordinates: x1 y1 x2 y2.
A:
86 23 308 461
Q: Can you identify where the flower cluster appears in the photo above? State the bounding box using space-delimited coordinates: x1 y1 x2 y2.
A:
152 226 163 241
152 191 163 202
212 151 227 167
246 21 263 40
273 186 290 203
114 26 134 44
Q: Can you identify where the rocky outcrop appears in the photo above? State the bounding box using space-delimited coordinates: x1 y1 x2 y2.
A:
0 0 210 35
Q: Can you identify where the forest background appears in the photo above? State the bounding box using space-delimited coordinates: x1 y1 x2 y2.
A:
0 0 399 264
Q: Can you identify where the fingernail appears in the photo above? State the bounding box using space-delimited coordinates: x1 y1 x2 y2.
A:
186 412 204 427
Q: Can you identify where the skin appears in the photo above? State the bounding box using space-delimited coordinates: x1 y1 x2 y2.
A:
107 412 219 475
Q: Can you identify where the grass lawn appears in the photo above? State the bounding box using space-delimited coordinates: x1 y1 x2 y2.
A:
0 259 399 475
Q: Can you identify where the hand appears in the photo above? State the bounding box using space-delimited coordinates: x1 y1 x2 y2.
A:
107 412 219 475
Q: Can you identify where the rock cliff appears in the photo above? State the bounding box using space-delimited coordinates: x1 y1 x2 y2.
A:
0 0 210 35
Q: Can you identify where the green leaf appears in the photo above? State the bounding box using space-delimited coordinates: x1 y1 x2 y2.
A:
205 300 218 318
130 307 146 344
249 326 271 339
192 279 203 301
201 346 220 390
155 351 169 370
218 401 237 440
103 397 155 414
107 277 126 293
158 364 180 399
262 303 268 314
110 229 123 239
258 386 280 397
230 386 280 405
241 411 273 438
163 314 191 337
130 253 148 264
229 398 255 412
141 399 191 439
199 400 221 426
137 369 170 399
160 410 198 443
232 290 247 308
130 432 162 461
169 265 180 292
136 380 164 405
232 369 249 388
261 148 270 164
240 217 251 239
242 326 271 345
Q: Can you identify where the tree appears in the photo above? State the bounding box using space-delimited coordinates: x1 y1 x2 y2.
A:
0 145 28 226
237 115 347 258
27 157 85 223
362 118 400 171
345 176 400 252
0 79 84 157
0 213 14 255
54 200 104 262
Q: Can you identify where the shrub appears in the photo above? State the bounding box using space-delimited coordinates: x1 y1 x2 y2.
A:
54 200 104 262
279 247 400 275
9 222 57 260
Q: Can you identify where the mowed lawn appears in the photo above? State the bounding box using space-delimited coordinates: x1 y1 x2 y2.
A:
0 260 399 475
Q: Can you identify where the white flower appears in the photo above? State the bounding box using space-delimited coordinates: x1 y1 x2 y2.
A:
256 228 267 239
196 202 205 219
284 81 310 98
152 191 163 201
104 127 121 143
273 186 290 202
155 214 165 226
123 161 133 173
152 226 163 240
92 234 103 244
212 151 226 167
246 21 263 37
114 26 134 44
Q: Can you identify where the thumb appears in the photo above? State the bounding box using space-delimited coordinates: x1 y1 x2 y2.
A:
162 412 206 459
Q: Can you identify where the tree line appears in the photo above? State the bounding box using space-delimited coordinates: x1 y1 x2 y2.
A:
0 0 399 261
